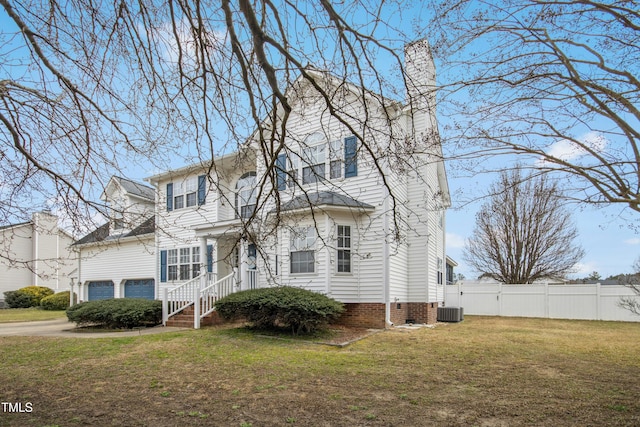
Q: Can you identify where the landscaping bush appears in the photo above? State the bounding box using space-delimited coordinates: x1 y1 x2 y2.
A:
66 298 162 329
4 286 54 308
3 290 34 308
215 286 345 334
40 291 77 311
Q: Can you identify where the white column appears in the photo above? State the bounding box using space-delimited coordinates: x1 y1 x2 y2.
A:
69 279 75 306
239 242 247 291
200 237 208 276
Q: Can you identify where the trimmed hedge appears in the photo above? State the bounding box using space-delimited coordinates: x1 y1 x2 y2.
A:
215 286 344 334
40 291 77 311
4 286 54 308
66 298 162 329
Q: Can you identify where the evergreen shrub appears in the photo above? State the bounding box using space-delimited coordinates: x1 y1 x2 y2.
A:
66 298 162 329
4 286 54 308
215 286 344 334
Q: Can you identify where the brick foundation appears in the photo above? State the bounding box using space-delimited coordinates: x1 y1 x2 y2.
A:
168 301 442 329
336 302 441 329
165 305 226 328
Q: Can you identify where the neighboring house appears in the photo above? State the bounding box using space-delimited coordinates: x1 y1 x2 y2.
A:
73 177 156 301
0 211 76 300
146 39 451 328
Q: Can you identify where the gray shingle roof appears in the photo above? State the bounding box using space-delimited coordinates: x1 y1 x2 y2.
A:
275 191 375 213
74 216 155 245
114 177 155 201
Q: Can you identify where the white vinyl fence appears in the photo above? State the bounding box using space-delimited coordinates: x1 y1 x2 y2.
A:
445 282 640 322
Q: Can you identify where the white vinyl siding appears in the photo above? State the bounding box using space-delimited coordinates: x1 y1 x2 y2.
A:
78 237 155 300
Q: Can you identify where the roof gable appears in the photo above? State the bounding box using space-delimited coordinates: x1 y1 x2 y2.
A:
103 176 154 202
74 216 155 246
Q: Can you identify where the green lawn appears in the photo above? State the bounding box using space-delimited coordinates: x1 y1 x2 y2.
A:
0 316 638 426
0 307 66 323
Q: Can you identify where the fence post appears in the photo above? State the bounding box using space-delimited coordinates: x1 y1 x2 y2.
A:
596 282 601 321
544 282 549 319
498 282 503 316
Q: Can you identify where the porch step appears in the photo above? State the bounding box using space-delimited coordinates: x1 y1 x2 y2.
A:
165 306 224 328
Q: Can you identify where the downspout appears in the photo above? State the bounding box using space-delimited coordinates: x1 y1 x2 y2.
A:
152 179 160 301
324 214 331 296
383 187 392 327
55 230 59 291
33 213 39 286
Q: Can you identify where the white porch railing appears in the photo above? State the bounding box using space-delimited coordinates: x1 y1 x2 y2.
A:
163 270 243 329
248 269 258 290
195 270 238 329
163 272 216 326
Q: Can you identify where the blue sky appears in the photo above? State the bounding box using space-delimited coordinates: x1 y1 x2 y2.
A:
445 168 640 280
2 2 637 279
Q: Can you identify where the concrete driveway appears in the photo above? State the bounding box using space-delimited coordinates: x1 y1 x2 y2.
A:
0 318 187 338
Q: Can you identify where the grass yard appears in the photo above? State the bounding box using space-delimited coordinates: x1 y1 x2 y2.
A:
0 316 639 426
0 308 66 323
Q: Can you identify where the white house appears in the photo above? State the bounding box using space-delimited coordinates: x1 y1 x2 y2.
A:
146 39 450 328
73 176 156 301
0 211 76 301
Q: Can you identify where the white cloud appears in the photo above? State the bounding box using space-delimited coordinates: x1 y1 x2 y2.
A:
538 131 608 165
625 238 640 245
446 233 466 249
152 19 226 66
572 261 597 276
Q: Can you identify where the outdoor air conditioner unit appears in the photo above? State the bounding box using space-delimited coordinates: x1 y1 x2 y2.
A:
437 306 464 322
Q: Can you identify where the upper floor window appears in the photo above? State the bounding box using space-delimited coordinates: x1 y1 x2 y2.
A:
302 144 326 185
166 175 206 212
276 135 358 191
236 172 257 219
110 197 126 231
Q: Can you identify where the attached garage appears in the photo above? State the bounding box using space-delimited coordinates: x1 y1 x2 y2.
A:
124 279 155 300
88 281 115 301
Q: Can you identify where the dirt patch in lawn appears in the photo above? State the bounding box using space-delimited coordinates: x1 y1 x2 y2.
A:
1 316 639 426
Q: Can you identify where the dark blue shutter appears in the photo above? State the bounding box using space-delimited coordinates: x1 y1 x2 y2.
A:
207 244 213 273
276 154 286 191
160 250 167 282
197 175 206 205
344 136 357 178
166 183 173 212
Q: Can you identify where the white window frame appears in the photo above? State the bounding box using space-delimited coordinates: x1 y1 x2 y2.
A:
167 247 202 282
336 225 352 274
290 226 316 274
329 139 343 180
284 134 352 189
236 172 257 219
302 144 326 185
167 249 178 281
185 177 198 207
